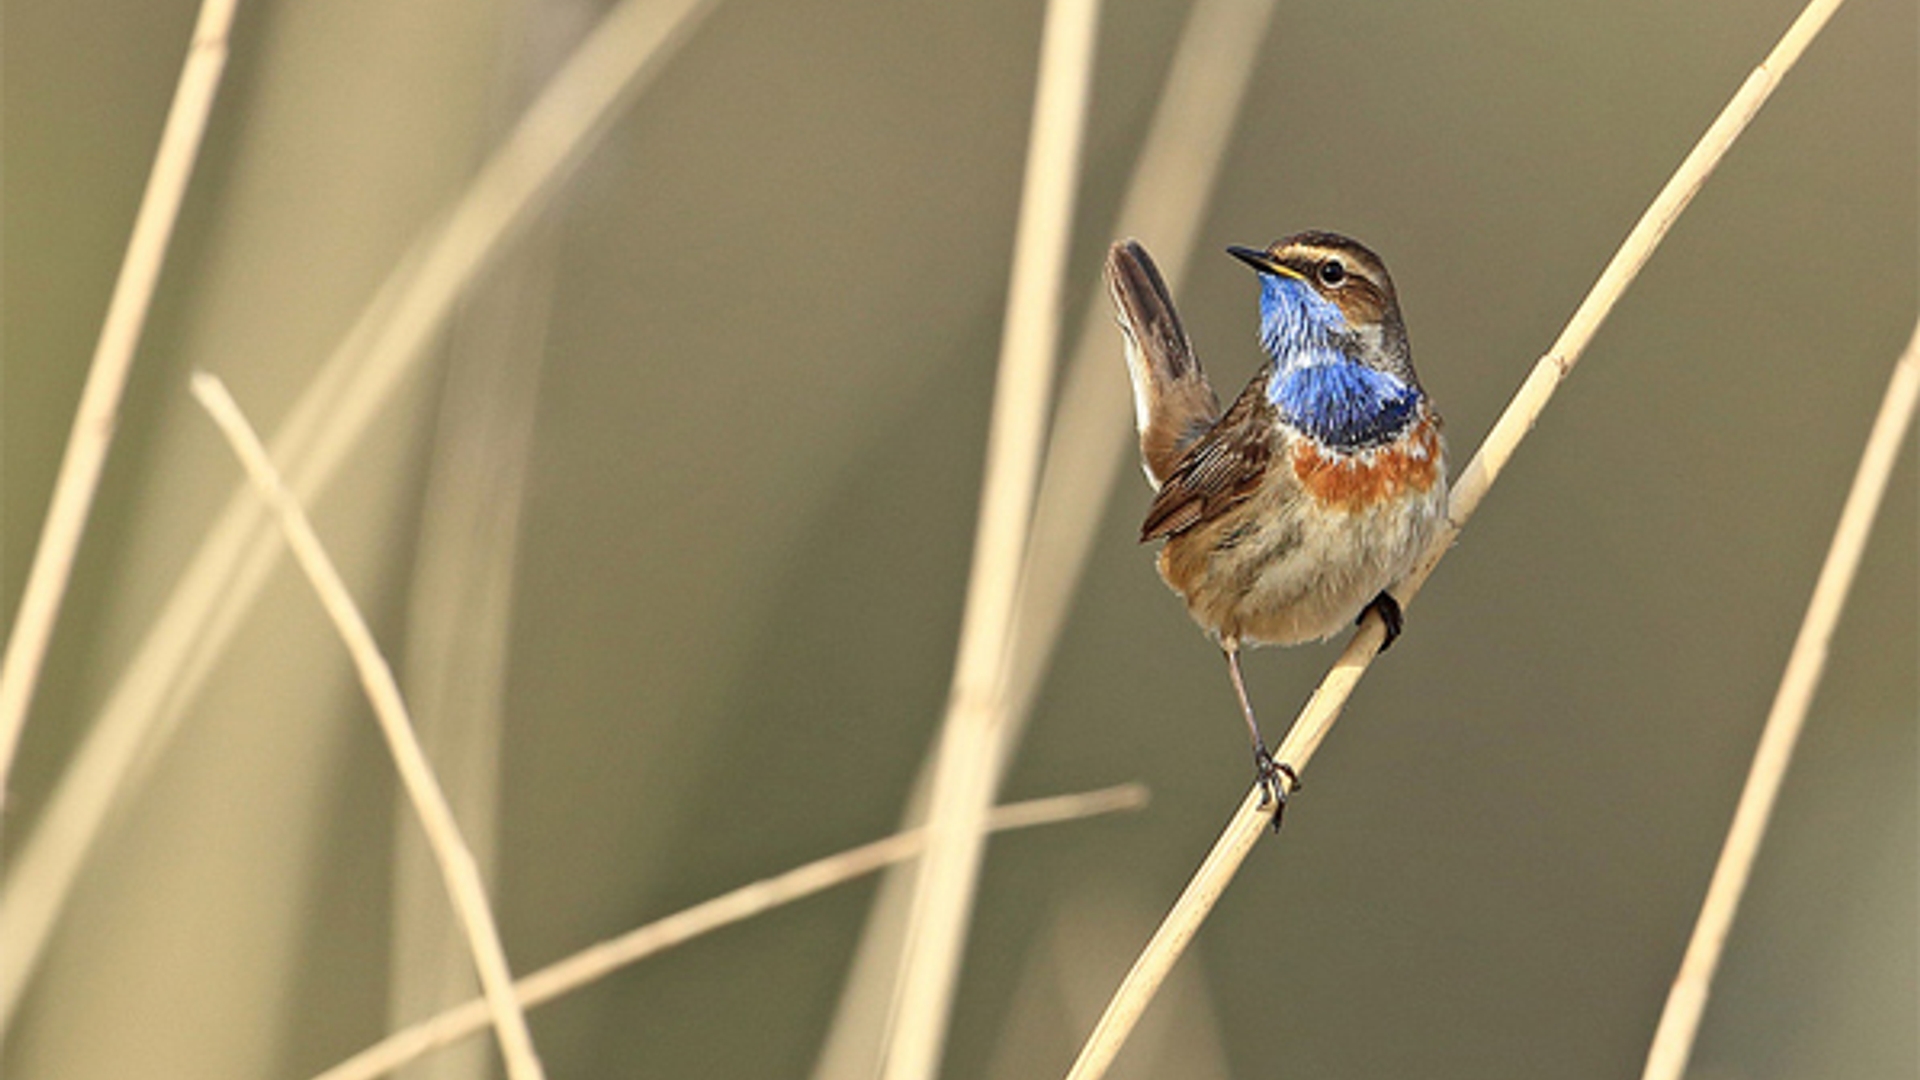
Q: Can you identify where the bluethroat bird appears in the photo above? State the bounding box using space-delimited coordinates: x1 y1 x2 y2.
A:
1105 232 1446 825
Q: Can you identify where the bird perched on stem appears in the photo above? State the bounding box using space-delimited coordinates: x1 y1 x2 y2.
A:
1105 233 1446 827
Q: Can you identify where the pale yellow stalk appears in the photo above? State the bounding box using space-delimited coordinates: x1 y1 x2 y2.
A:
0 0 241 798
879 1 1103 1077
315 785 1146 1080
812 6 1275 1071
1638 322 1920 1080
191 374 546 1080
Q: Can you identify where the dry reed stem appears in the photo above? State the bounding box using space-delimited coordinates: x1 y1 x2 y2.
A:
1638 320 1920 1080
1004 0 1279 764
314 784 1147 1080
1064 1 1849 1075
0 0 241 800
811 6 1271 1070
880 0 1103 1077
0 0 719 1027
190 375 546 1080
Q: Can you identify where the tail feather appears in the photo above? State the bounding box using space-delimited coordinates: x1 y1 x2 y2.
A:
1105 240 1220 488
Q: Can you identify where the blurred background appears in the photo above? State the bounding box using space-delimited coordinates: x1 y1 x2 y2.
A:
3 0 1913 1077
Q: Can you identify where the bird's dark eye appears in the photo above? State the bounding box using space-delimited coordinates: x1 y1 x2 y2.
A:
1317 259 1347 287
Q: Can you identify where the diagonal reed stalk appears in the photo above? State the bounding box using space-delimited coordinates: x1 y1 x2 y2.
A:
314 784 1147 1080
1064 0 1851 1075
0 0 240 800
877 1 1103 1077
191 374 547 1080
0 0 720 1029
1638 321 1920 1080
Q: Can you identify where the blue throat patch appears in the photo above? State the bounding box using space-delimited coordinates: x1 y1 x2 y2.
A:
1256 275 1420 450
1268 363 1420 449
1256 274 1344 359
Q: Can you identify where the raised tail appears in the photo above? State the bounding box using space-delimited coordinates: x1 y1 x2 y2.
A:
1105 240 1220 488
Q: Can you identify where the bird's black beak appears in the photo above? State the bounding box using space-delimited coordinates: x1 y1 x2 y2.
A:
1227 245 1303 280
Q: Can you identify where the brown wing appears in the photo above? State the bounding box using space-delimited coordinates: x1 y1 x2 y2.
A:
1140 369 1281 541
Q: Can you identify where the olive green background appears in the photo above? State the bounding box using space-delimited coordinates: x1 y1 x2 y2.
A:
4 0 1914 1077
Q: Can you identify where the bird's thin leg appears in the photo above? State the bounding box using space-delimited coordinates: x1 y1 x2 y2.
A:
1223 641 1295 830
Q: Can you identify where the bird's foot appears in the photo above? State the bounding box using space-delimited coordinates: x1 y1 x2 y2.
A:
1253 745 1300 833
1360 591 1404 652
